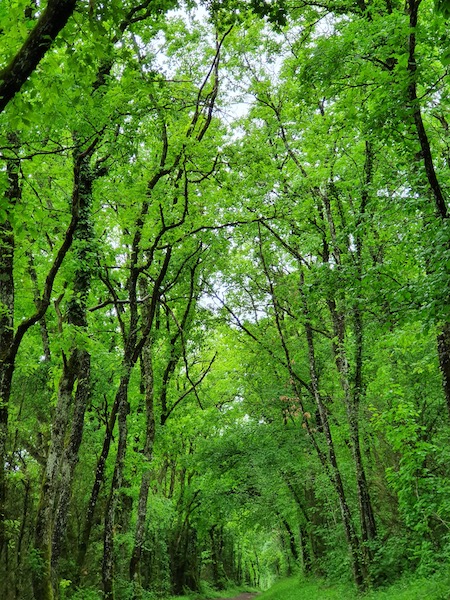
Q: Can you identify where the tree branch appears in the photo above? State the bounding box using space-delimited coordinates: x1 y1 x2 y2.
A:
0 0 78 113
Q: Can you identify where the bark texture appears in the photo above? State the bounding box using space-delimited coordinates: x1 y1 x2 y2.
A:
438 323 450 417
32 352 79 600
0 147 20 561
32 150 95 600
102 374 132 600
407 0 448 220
129 334 156 593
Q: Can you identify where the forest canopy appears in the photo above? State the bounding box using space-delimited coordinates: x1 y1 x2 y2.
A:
1 0 450 599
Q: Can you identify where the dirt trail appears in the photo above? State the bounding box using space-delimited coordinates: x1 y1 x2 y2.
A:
219 594 259 600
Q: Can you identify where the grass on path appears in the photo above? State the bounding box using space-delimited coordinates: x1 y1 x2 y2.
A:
256 572 450 600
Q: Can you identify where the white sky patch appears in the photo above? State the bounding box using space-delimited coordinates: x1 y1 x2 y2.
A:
139 1 290 124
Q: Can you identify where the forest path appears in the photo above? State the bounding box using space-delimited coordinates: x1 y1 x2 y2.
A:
218 594 259 600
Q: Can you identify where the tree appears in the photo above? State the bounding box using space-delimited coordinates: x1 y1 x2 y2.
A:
4 0 450 597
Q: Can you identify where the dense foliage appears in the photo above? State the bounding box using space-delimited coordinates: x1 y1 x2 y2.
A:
1 0 450 599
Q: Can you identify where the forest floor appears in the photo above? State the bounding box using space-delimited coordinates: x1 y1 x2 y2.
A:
250 573 450 600
220 595 259 600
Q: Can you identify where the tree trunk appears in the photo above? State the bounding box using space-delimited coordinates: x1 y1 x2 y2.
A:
51 349 91 566
209 525 226 589
102 373 132 600
26 251 51 362
129 338 156 595
0 147 20 563
322 164 377 555
14 474 31 600
281 517 299 562
407 0 448 221
76 394 119 582
327 299 377 549
32 151 95 599
32 352 80 600
300 274 365 589
438 323 450 416
283 477 315 572
407 0 450 422
299 523 312 574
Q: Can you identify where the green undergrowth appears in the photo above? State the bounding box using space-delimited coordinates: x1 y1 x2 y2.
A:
256 571 450 600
